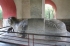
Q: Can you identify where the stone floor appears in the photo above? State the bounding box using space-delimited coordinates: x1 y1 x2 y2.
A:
0 28 70 46
0 32 68 46
0 42 27 46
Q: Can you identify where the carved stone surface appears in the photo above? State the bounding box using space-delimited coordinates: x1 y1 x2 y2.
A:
8 17 67 42
45 19 67 33
27 18 45 33
8 17 28 38
45 19 67 42
26 18 45 39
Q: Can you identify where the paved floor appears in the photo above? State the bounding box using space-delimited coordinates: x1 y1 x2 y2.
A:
0 42 27 46
0 20 70 46
0 28 70 46
0 32 68 46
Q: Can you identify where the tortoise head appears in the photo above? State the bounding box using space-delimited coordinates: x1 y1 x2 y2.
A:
8 17 18 25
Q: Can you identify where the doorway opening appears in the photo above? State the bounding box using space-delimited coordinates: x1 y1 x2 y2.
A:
45 4 55 20
0 6 3 28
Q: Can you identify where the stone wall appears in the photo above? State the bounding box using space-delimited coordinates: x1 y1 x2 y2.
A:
0 20 2 28
22 0 31 18
14 0 70 19
30 0 42 18
14 0 23 19
14 0 42 19
52 0 70 19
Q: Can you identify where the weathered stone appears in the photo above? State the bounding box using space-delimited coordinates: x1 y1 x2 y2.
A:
45 19 67 43
26 18 45 39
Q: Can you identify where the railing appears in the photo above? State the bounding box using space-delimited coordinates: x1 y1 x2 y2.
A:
8 32 70 46
0 26 70 46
